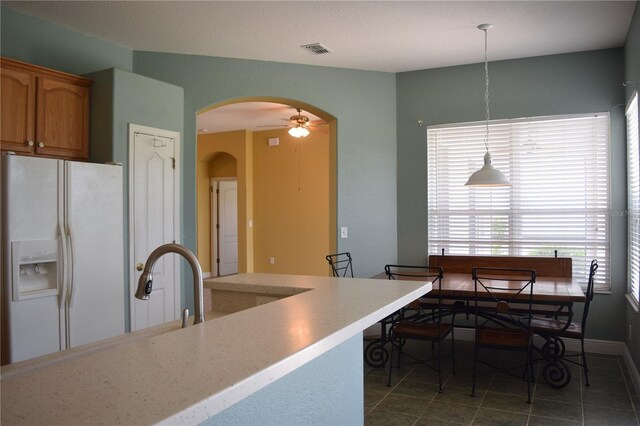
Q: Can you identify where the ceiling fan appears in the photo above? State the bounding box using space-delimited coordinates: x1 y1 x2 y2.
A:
258 108 326 138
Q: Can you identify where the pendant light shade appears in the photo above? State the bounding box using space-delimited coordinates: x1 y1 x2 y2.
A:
465 152 511 186
465 23 511 187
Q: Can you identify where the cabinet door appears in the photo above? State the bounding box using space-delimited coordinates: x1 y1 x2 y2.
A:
36 77 89 160
1 66 35 154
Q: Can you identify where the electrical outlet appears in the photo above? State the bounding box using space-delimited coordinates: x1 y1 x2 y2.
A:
269 257 275 265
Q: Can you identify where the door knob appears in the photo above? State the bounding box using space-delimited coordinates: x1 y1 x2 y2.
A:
37 142 45 148
136 263 145 271
27 140 34 147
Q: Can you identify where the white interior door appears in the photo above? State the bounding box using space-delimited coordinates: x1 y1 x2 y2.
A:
130 125 180 331
212 179 238 276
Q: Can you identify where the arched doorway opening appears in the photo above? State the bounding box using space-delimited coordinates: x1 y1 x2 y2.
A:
196 97 337 281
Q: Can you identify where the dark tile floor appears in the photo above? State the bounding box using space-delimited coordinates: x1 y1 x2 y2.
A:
364 340 640 426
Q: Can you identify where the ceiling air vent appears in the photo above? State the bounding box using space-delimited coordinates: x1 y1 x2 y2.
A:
301 43 332 55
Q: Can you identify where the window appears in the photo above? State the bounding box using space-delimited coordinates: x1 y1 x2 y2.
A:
627 92 640 307
428 113 610 292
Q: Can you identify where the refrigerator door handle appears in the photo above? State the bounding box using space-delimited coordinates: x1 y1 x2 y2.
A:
58 220 68 307
66 223 76 307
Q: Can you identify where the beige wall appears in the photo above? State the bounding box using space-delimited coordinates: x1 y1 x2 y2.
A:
196 125 333 277
252 128 331 275
197 130 252 274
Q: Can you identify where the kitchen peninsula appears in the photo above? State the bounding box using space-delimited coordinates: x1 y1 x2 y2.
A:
1 273 431 425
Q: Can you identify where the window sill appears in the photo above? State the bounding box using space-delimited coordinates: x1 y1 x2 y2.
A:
626 293 640 314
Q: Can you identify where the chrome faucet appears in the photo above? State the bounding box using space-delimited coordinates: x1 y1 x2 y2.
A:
135 243 205 326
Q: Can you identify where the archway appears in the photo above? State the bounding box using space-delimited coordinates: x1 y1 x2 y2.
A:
196 97 337 278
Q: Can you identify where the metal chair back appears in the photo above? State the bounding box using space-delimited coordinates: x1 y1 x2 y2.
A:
472 267 537 332
326 252 354 277
384 264 444 322
581 259 598 331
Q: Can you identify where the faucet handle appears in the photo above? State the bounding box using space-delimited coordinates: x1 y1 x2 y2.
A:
136 263 144 271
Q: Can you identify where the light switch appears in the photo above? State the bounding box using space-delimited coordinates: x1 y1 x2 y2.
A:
269 257 275 265
340 227 348 239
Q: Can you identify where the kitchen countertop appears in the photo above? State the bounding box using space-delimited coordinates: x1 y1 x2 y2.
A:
1 273 431 425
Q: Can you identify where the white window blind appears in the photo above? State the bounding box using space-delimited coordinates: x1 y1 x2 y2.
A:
428 113 610 292
627 92 640 305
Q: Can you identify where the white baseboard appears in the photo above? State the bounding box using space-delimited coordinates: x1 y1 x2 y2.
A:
624 345 640 397
203 272 211 279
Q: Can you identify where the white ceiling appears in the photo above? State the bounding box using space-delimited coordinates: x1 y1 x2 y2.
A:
4 1 635 73
197 102 324 133
5 0 635 132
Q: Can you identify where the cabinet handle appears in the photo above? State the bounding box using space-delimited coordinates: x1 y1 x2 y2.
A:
27 140 34 147
37 142 45 148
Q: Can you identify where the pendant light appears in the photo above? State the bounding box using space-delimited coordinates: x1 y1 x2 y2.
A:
465 24 511 187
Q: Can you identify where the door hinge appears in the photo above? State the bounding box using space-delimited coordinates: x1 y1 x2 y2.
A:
171 157 176 169
216 223 220 229
216 188 219 194
216 258 220 264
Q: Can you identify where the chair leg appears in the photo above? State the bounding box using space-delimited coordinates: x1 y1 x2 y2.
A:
525 348 532 404
437 338 443 393
472 342 478 398
451 324 456 375
581 338 590 387
530 352 535 383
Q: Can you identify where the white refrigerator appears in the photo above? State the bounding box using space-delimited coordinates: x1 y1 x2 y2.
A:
2 154 125 364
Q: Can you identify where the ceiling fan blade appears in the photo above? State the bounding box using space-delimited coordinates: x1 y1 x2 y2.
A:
257 124 289 128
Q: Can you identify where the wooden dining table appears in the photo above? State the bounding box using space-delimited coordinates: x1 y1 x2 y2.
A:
372 271 585 304
371 269 586 388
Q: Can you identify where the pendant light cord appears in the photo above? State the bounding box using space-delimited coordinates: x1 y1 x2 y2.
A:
483 27 490 153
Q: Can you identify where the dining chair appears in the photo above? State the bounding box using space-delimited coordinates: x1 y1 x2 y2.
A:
531 259 598 387
325 252 354 277
385 265 455 393
472 267 536 403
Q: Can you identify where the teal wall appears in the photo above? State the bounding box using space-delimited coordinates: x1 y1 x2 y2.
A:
2 3 638 361
86 68 184 331
625 2 640 373
202 333 364 425
0 6 397 331
396 49 627 341
0 7 132 74
132 52 398 310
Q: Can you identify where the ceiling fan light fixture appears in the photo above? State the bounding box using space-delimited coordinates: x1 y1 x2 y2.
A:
289 125 310 138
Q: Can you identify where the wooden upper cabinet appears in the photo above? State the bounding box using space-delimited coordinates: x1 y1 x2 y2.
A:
1 57 92 160
1 66 35 154
36 76 89 159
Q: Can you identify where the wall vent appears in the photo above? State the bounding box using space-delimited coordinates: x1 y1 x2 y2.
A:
301 43 332 55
